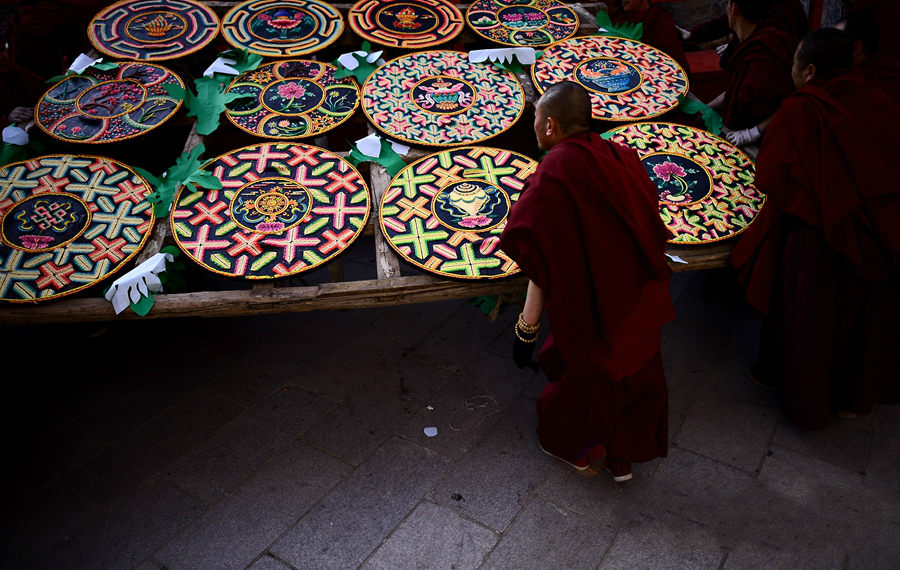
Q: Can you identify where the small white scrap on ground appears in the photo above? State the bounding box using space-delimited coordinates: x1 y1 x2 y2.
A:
424 427 438 437
426 405 434 410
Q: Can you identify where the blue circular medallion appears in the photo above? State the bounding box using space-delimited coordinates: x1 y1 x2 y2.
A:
432 180 510 232
575 58 643 94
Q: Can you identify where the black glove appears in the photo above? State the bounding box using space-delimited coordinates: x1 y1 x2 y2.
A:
513 335 539 372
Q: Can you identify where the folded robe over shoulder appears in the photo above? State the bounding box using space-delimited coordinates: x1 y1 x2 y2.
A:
722 26 797 130
861 49 900 103
499 132 675 381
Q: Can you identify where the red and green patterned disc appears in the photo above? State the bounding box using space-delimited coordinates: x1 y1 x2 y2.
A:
466 0 578 47
380 146 537 279
171 143 370 279
349 0 464 49
0 155 155 302
604 122 763 244
35 63 184 144
89 0 219 61
224 60 359 139
363 51 525 147
221 0 344 57
533 36 689 122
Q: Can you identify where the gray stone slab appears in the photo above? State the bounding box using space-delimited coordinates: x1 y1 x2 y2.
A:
303 357 455 465
771 413 874 473
207 320 352 407
63 390 243 509
75 350 237 444
407 304 518 372
485 312 550 361
313 305 390 332
723 543 848 570
864 409 900 495
386 299 468 328
246 555 296 570
165 387 335 503
673 271 747 334
270 437 454 570
33 477 205 570
669 272 695 305
431 396 555 532
198 313 316 364
661 320 730 417
360 501 498 570
674 358 779 473
292 316 431 402
723 312 761 364
0 425 103 513
134 561 165 570
481 497 615 570
0 483 100 570
155 441 350 570
599 517 723 570
397 352 536 459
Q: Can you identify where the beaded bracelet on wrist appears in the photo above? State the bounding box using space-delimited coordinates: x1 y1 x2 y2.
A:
517 313 540 334
515 323 539 343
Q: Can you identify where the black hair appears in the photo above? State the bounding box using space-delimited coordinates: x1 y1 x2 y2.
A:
537 81 591 135
797 27 854 74
730 0 772 23
838 12 881 55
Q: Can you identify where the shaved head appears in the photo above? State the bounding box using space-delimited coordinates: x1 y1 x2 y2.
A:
536 81 592 136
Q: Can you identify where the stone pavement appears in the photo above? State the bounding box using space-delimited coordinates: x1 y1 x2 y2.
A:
1 236 898 570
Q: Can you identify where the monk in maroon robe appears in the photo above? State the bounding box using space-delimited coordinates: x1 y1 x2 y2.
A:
611 0 691 73
837 12 900 102
843 0 900 60
730 28 900 430
708 0 797 146
500 82 675 481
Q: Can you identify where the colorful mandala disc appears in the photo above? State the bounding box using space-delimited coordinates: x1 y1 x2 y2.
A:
349 0 464 49
89 0 219 61
0 155 155 302
380 147 536 280
533 36 689 122
466 0 578 47
363 51 525 147
35 63 184 144
222 0 344 57
171 143 370 279
224 60 359 140
605 122 763 244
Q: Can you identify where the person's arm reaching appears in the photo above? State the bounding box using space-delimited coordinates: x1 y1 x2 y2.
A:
512 280 544 372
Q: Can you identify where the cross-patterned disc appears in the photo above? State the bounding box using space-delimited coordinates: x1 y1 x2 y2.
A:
604 122 763 244
363 51 525 147
224 60 359 139
380 146 537 279
466 0 578 47
533 36 689 121
89 0 219 61
171 143 370 279
222 0 344 57
349 0 464 49
35 63 184 144
0 155 155 302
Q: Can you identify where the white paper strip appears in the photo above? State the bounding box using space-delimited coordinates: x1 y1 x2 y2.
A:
355 133 411 158
204 56 239 77
69 53 103 74
2 125 29 146
666 253 688 264
337 49 385 70
104 252 173 314
468 48 537 65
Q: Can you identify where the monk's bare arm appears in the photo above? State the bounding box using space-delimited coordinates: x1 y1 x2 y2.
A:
523 280 545 326
758 113 776 134
708 92 726 110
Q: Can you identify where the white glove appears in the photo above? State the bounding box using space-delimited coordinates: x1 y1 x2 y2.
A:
716 43 729 56
726 125 762 146
676 25 691 41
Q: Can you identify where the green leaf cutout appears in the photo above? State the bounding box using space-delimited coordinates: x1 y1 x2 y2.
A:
677 95 723 135
595 11 644 40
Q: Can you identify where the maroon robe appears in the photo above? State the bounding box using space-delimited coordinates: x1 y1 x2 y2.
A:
722 26 797 130
612 6 691 74
860 49 900 102
500 131 675 463
730 70 900 429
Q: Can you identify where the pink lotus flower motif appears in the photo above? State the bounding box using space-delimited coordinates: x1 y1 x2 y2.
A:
277 120 291 127
58 124 67 131
277 82 307 99
652 161 686 182
258 222 285 233
459 216 492 228
71 126 82 134
259 13 272 20
20 235 55 250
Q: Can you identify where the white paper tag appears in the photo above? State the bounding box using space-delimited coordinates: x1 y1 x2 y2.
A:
104 252 173 314
69 53 102 74
2 125 29 146
468 48 537 65
666 253 688 264
204 56 239 77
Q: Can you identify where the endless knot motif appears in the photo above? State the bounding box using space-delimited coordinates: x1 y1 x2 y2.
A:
533 36 689 121
89 0 219 61
604 122 764 244
380 146 537 279
225 60 359 139
222 0 344 57
349 0 464 49
36 63 184 144
363 51 525 147
0 155 155 302
466 0 577 47
171 143 370 279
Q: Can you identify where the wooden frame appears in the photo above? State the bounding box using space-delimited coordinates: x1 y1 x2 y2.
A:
0 1 750 325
